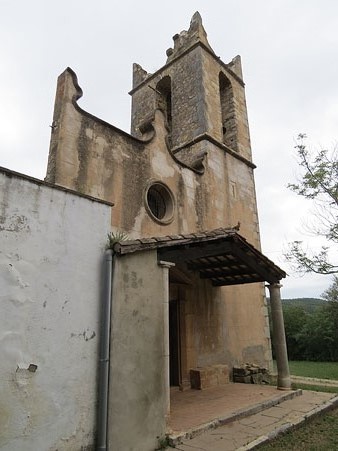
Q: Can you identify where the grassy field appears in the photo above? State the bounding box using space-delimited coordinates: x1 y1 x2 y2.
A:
292 382 338 394
257 361 338 450
288 361 338 380
258 408 338 450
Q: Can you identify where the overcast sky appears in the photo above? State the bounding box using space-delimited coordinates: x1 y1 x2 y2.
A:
1 0 338 298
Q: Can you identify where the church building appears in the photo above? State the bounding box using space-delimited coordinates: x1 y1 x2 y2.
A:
0 12 289 451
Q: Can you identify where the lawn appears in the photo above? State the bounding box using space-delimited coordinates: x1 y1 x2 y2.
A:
272 360 338 380
258 408 338 450
288 361 338 380
292 382 338 394
258 361 338 450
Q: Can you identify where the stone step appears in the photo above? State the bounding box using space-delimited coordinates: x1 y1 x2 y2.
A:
169 388 302 446
171 390 338 451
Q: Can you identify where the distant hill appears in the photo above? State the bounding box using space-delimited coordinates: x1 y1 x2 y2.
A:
267 297 326 313
282 298 326 313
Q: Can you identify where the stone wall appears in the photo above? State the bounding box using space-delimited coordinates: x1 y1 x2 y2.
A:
233 364 270 384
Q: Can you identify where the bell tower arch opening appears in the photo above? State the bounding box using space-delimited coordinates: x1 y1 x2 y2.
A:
219 72 238 151
156 76 172 146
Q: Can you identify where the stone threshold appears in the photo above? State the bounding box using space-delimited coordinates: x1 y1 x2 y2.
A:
168 388 302 446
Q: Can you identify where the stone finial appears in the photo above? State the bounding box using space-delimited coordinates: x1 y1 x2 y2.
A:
132 63 150 89
189 11 203 33
188 11 213 50
227 55 243 80
166 11 214 63
166 48 174 57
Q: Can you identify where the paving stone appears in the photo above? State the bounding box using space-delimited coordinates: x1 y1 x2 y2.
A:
168 385 338 451
179 424 257 451
240 413 281 428
259 406 290 419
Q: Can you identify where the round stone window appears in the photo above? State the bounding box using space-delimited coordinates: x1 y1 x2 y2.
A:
145 182 175 224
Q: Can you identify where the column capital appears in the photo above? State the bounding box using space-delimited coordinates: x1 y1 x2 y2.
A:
266 282 283 289
158 260 175 269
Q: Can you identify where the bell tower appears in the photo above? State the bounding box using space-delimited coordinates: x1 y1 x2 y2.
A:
130 12 253 164
46 11 260 244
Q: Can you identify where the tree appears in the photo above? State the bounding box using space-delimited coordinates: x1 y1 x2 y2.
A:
298 306 335 361
278 280 338 362
321 276 338 360
285 134 338 274
322 275 338 302
282 305 307 360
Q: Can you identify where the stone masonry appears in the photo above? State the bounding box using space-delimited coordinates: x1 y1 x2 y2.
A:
46 11 273 391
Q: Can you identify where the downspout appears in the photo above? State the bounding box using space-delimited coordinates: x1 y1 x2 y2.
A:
97 249 114 451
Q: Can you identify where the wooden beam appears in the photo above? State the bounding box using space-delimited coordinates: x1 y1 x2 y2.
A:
230 243 281 283
187 258 240 271
212 275 264 286
200 267 253 279
158 242 233 263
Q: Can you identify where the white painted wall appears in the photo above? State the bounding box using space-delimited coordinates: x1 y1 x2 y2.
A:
0 169 111 451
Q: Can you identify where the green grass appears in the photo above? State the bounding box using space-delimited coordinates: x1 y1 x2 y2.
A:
258 407 338 450
258 362 338 450
288 361 338 380
292 383 338 394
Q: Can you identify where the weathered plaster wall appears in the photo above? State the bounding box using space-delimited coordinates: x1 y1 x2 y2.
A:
221 284 272 368
0 169 111 450
108 251 167 451
45 13 273 381
45 69 258 243
45 67 272 375
174 275 271 384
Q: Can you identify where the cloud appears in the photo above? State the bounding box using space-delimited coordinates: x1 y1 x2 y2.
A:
1 0 337 297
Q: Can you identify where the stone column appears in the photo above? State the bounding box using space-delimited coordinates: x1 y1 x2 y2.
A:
158 261 175 422
267 283 291 390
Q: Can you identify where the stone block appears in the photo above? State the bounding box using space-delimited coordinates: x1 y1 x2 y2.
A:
233 375 252 384
233 366 250 376
233 363 271 385
251 373 263 384
262 373 271 384
190 364 230 389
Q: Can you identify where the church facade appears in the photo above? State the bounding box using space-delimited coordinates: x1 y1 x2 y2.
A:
45 12 289 450
47 11 274 378
1 12 289 451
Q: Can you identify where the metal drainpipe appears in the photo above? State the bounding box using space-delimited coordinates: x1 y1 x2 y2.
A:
97 249 114 451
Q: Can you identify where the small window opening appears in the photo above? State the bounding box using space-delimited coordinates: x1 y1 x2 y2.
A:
147 187 166 220
145 182 175 224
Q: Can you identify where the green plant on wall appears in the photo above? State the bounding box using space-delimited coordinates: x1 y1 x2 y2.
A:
107 230 129 248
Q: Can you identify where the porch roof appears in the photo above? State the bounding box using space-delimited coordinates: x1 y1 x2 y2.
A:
112 227 286 286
